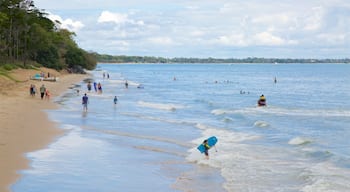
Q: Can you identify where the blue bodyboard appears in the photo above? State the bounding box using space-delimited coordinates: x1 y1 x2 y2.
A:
197 136 218 153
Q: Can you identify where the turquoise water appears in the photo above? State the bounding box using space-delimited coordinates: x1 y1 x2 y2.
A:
12 63 350 191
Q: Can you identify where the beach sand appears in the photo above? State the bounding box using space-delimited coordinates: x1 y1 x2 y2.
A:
0 68 88 192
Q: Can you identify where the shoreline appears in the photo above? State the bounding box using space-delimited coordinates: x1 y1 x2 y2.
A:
0 68 88 192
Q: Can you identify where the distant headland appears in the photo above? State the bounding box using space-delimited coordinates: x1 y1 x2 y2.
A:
95 54 350 64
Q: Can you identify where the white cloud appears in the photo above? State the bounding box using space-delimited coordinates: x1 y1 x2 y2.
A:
302 6 324 31
46 13 84 32
147 37 176 46
35 0 350 58
98 11 128 24
317 33 346 45
217 34 248 46
253 32 285 46
189 30 205 37
98 11 144 26
254 32 298 46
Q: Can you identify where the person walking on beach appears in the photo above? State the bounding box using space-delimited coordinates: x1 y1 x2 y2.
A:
30 84 36 97
82 93 89 112
45 89 51 100
40 84 46 100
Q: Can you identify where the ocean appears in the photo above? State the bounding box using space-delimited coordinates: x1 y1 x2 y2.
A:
12 63 350 192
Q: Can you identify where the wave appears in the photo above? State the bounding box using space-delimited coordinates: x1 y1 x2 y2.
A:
138 101 186 111
134 145 186 157
223 117 234 123
120 112 196 126
300 161 350 192
211 109 233 115
288 136 312 145
83 126 193 148
108 79 138 86
211 106 350 118
253 120 270 128
187 124 350 192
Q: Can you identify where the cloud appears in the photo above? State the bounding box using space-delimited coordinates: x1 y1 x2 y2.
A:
253 32 298 46
35 0 350 58
217 34 248 46
316 33 346 45
147 37 177 46
46 13 84 32
98 11 128 24
97 11 144 26
302 6 324 31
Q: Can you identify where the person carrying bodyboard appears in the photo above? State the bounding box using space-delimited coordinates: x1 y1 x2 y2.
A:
197 136 218 159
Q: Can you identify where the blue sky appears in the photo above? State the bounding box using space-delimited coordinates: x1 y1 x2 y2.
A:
34 0 350 58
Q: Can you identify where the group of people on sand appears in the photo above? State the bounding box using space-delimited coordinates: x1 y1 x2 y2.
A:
29 84 50 100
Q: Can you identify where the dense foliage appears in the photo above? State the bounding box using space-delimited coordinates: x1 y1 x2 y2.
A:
0 0 96 71
96 54 350 64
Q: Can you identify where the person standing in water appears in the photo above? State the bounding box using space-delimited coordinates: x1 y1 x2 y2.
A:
203 140 210 159
82 93 89 112
125 80 128 89
113 96 118 105
87 81 92 92
93 82 97 92
97 82 102 93
258 94 266 106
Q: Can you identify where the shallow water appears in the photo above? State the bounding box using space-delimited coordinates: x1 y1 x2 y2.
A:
12 63 350 192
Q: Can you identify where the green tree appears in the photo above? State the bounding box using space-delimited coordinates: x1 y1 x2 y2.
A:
0 0 96 70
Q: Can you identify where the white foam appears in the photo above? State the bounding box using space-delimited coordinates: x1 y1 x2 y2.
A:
121 112 195 126
186 125 350 191
211 106 350 118
211 109 232 115
300 161 350 192
138 101 186 111
288 136 312 145
253 120 270 128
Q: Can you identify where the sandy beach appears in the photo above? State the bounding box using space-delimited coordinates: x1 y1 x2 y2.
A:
0 68 88 192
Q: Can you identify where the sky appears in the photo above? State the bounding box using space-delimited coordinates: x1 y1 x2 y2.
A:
33 0 350 58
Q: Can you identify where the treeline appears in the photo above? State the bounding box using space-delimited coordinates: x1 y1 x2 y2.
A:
0 0 96 72
96 54 350 64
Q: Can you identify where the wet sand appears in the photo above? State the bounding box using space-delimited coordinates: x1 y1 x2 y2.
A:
0 68 88 192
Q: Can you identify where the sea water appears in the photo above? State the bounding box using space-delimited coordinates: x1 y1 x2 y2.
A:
12 63 350 192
